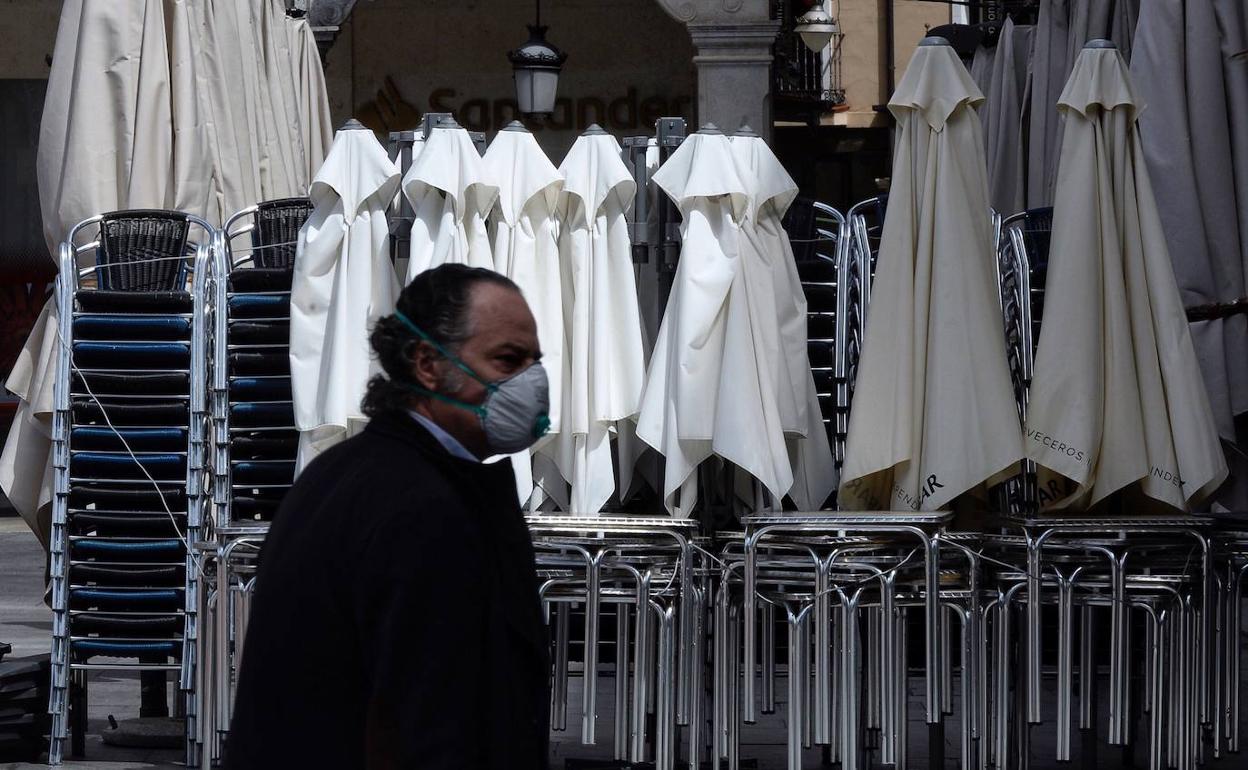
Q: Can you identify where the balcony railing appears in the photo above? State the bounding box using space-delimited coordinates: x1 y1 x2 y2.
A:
772 0 846 120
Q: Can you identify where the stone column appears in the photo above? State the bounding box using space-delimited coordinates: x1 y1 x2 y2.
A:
654 1 780 140
687 20 781 140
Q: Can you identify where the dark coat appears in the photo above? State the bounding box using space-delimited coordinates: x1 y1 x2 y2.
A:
224 411 550 770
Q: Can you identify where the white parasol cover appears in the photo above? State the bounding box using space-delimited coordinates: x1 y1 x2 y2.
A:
1024 42 1227 511
483 123 565 504
838 40 1024 511
291 17 334 183
253 0 304 195
1131 0 1248 443
636 129 793 517
980 18 1036 216
402 121 498 283
290 124 401 471
536 128 646 515
3 0 335 547
3 0 207 548
187 0 258 222
728 132 837 510
0 304 58 549
37 0 177 258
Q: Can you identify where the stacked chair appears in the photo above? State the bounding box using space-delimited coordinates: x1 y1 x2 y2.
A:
994 208 1053 516
0 645 50 762
194 198 311 765
213 198 308 527
838 196 884 471
787 200 847 470
844 195 887 321
528 516 702 768
47 210 214 765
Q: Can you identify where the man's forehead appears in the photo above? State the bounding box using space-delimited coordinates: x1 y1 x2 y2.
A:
466 283 538 349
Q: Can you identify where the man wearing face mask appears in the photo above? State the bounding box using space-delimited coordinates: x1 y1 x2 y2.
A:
225 264 551 770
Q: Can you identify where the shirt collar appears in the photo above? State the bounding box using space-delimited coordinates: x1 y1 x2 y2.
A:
407 411 480 462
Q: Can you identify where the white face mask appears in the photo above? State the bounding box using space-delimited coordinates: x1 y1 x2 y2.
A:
394 310 551 454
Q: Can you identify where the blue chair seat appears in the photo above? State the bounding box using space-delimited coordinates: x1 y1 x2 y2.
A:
806 341 834 368
71 614 182 638
68 512 185 538
70 563 185 587
70 539 184 562
229 377 292 401
230 402 295 428
231 493 285 521
228 351 289 376
72 371 190 397
69 484 186 512
72 342 190 369
229 320 289 345
70 639 181 659
76 291 191 314
807 313 836 339
71 427 187 452
70 452 186 482
803 283 837 311
812 370 835 394
69 588 183 611
228 294 289 319
229 268 293 293
72 398 188 427
231 460 295 485
230 432 298 459
73 315 191 341
796 254 838 283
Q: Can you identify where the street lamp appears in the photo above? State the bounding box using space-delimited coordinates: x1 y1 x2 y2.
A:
508 0 567 116
794 1 838 53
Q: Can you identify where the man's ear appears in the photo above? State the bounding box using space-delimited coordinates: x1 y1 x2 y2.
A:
410 341 443 391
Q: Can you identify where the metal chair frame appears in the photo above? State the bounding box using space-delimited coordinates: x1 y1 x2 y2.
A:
48 211 214 766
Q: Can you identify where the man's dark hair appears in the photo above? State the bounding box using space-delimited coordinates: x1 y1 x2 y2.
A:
362 264 521 417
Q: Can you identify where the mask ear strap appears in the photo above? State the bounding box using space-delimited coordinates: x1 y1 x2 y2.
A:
393 309 495 391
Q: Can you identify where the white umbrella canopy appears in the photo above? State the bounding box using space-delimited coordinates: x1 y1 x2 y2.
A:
226 0 270 200
969 43 995 99
187 0 258 222
290 123 402 471
292 17 334 182
1215 0 1248 288
1026 0 1072 208
402 120 498 283
1026 0 1138 208
37 0 177 258
0 305 58 549
1024 42 1227 512
3 0 208 548
2 0 335 546
165 0 213 220
838 39 1023 512
728 131 837 510
239 0 297 200
536 128 646 515
483 123 565 505
1131 0 1248 449
253 0 304 194
981 18 1036 216
636 128 794 517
